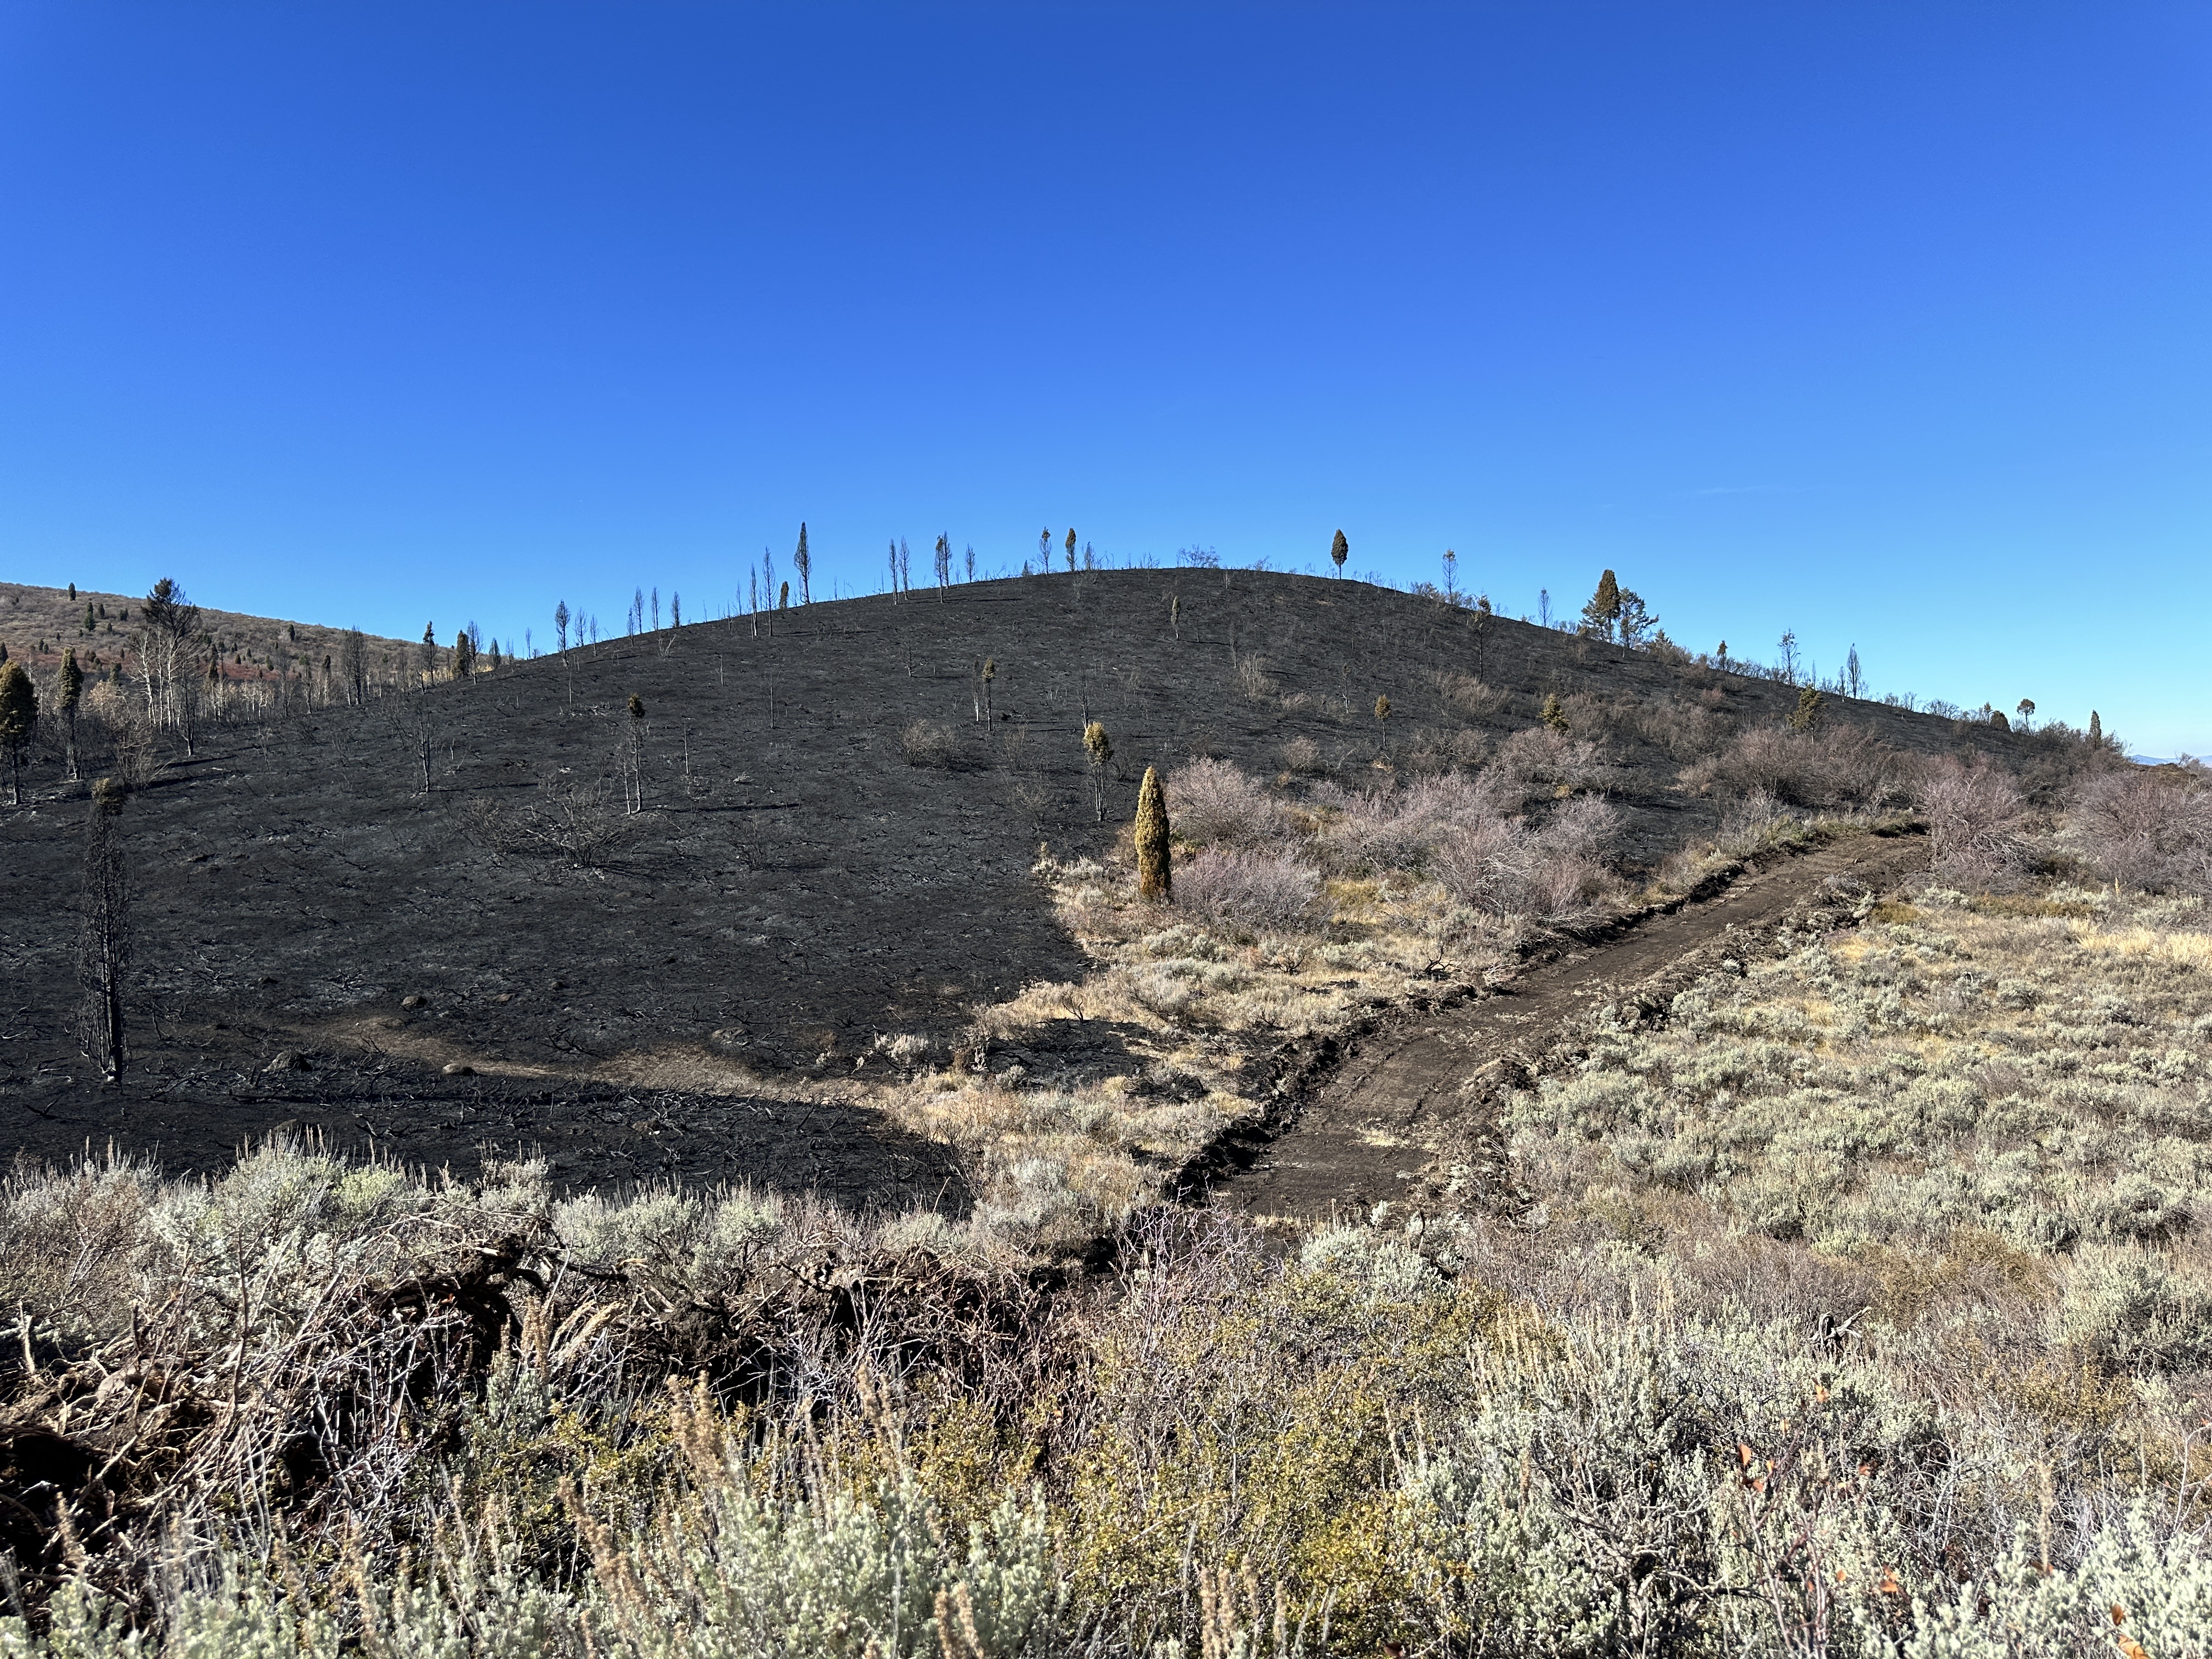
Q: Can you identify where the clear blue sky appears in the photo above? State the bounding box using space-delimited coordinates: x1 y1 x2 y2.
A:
3 4 2207 753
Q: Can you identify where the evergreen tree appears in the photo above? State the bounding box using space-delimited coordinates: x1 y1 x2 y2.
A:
451 628 477 680
59 646 83 781
1330 529 1348 575
419 622 438 683
2089 710 2103 747
1541 692 1569 732
0 660 36 805
1580 570 1622 639
1788 686 1824 732
795 523 811 604
1064 528 1077 573
1133 765 1171 900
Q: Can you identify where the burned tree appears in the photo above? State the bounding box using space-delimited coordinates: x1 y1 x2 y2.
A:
0 660 35 804
78 778 132 1084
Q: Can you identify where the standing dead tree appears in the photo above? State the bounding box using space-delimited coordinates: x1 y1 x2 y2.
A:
78 778 132 1084
0 659 34 805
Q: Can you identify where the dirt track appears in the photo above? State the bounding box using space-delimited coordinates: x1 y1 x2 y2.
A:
1216 830 1931 1221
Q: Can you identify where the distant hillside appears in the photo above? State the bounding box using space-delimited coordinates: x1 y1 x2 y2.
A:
0 568 2106 1201
0 579 415 686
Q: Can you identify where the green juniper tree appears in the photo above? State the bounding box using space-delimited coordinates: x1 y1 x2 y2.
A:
795 523 812 605
1788 686 1824 732
1330 528 1348 576
1134 765 1171 901
1579 569 1622 640
1541 692 1569 732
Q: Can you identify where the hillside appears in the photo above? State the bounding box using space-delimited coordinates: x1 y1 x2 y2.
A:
3 568 2207 1656
0 568 2088 1215
0 579 415 690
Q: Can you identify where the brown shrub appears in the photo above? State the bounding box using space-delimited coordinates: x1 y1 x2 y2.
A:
1172 846 1323 930
1168 757 1291 847
1917 755 2029 889
2067 767 2212 894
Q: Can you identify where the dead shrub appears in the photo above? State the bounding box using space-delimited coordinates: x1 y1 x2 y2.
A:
1426 670 1508 721
1916 755 2030 889
1168 758 1291 847
467 774 638 867
2067 767 2212 895
1684 724 1900 810
1173 847 1322 930
900 719 957 768
1491 725 1607 804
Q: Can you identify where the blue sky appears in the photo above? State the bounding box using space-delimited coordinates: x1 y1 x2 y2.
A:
3 4 2208 752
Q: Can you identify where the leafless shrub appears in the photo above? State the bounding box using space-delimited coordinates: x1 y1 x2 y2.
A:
1168 757 1291 847
1917 755 2029 888
1280 735 1323 775
1683 724 1901 810
1432 795 1618 922
1427 670 1508 720
899 719 956 768
1491 725 1608 804
2067 767 2212 894
467 774 639 868
1174 847 1322 930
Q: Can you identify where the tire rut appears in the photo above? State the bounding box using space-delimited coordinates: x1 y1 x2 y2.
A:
1211 829 1929 1222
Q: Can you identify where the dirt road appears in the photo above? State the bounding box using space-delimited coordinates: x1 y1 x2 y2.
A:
1215 830 1929 1221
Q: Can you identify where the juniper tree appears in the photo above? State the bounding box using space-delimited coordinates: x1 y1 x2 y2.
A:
1330 529 1348 576
78 778 131 1084
1580 570 1622 639
1083 720 1113 821
779 580 789 610
2089 710 2103 747
2016 698 2035 730
1788 686 1824 732
451 628 477 681
59 646 82 780
1064 528 1077 573
1541 692 1568 732
1134 765 1171 900
0 659 35 805
795 524 812 604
